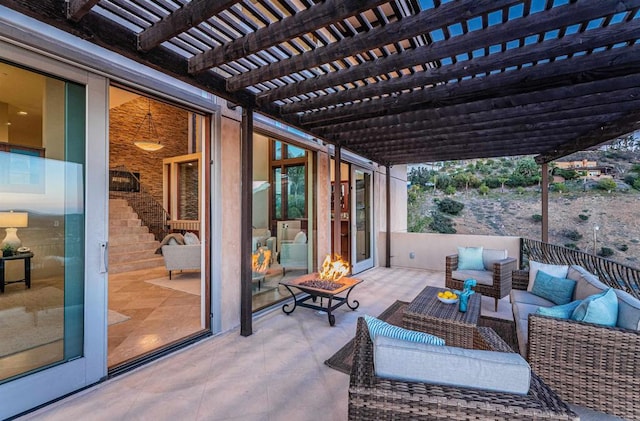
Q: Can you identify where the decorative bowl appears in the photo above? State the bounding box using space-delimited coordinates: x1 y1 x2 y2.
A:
437 296 459 304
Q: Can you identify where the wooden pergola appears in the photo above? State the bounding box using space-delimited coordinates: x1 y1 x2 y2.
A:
4 0 640 334
4 0 640 165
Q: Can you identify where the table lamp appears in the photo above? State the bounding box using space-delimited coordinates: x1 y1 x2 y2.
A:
0 211 28 249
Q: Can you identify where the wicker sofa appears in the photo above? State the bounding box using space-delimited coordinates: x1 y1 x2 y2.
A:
511 268 640 420
446 249 517 311
348 317 578 420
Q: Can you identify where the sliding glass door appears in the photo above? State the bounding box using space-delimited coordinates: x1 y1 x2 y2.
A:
0 49 108 419
351 167 373 274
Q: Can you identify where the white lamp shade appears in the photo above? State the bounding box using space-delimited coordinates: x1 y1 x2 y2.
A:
0 211 28 228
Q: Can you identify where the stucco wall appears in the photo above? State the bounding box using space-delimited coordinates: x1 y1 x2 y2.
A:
380 232 521 272
219 116 241 331
316 150 331 266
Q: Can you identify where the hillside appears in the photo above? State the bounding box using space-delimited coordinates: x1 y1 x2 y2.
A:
409 148 640 268
430 190 640 268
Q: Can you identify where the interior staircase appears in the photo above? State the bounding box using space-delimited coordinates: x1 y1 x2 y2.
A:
109 198 165 274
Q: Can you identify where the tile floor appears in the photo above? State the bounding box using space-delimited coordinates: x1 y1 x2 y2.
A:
19 267 618 420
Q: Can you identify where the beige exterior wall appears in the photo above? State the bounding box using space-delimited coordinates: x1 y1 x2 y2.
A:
316 150 332 266
219 116 242 331
374 164 407 266
384 232 520 272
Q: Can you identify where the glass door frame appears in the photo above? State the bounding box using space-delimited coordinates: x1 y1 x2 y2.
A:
0 41 108 419
350 166 374 274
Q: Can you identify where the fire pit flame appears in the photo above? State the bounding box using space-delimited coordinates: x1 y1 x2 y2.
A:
318 254 350 282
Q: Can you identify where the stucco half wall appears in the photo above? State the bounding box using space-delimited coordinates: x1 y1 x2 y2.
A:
380 232 521 272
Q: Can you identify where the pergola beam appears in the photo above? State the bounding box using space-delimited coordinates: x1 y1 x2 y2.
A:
258 0 637 105
66 0 99 22
536 111 640 163
297 44 640 126
226 0 519 91
326 101 639 142
188 0 390 73
343 113 623 147
137 0 241 52
280 19 640 114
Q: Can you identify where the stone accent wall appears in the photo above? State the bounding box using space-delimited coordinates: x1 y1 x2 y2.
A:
109 97 188 204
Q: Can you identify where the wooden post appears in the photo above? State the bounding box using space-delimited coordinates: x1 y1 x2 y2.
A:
240 107 253 337
541 162 549 243
333 145 342 257
386 164 391 268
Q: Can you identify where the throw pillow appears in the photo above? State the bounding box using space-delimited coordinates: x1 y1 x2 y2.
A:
457 246 484 271
531 270 577 305
183 231 200 245
364 315 445 346
293 231 307 244
536 300 582 319
571 288 619 327
527 260 569 291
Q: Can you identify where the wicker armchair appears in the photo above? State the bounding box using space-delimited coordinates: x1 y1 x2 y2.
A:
512 271 640 420
446 253 517 311
348 317 578 420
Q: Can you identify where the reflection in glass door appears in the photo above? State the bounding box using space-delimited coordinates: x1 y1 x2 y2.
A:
351 168 373 273
0 56 107 419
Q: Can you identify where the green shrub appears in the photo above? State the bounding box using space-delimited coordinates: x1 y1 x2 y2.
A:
483 176 501 189
564 243 579 250
596 178 617 192
444 185 457 195
429 211 456 234
516 186 525 195
437 198 465 215
617 244 629 252
563 229 583 241
598 247 614 258
552 182 567 193
634 178 640 191
478 184 489 195
532 214 542 222
578 214 589 221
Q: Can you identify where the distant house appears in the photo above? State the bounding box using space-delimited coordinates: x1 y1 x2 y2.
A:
555 159 615 179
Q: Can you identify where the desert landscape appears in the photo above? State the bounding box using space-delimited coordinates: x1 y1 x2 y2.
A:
448 191 640 268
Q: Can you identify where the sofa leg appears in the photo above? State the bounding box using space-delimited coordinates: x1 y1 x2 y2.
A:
494 298 499 312
169 270 172 280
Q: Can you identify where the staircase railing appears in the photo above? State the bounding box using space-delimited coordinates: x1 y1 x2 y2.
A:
109 166 170 242
520 238 640 298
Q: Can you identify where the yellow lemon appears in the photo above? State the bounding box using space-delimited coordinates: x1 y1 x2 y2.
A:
437 292 444 298
444 291 453 298
451 294 458 300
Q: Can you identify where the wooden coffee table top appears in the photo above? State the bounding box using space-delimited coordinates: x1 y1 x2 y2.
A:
404 285 481 326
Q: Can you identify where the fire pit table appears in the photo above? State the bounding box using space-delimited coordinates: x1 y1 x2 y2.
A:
279 273 362 326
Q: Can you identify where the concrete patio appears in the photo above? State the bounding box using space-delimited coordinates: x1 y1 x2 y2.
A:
19 267 617 420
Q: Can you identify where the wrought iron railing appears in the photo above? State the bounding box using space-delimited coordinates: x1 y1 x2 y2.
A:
520 238 640 298
109 166 170 242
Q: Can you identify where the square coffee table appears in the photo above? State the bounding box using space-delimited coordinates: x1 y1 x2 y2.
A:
402 285 481 348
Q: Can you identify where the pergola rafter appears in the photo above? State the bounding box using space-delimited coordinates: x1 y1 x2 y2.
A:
3 0 640 165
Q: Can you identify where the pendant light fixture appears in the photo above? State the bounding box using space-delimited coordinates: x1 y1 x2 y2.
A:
133 98 164 152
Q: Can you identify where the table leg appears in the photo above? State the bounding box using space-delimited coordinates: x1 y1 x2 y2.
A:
327 296 335 326
0 259 4 293
345 285 360 310
25 257 31 289
281 284 298 315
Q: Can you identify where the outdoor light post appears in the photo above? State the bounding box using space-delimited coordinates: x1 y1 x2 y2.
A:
593 225 599 254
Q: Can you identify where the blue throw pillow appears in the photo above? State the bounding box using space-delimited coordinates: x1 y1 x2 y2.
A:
571 288 619 326
364 315 445 346
457 246 484 271
536 300 582 319
531 270 577 305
